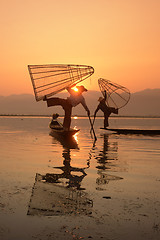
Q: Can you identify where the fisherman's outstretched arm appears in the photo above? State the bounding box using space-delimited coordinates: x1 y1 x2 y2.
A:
81 99 90 116
94 106 100 118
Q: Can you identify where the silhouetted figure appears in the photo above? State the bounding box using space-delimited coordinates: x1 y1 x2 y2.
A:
44 148 87 190
94 91 118 128
44 85 90 130
49 113 63 128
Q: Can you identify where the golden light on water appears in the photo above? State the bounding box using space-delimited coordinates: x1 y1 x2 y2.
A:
73 116 78 119
73 131 79 144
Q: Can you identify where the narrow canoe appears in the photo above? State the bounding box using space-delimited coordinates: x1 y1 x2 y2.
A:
50 127 80 137
49 120 79 138
100 128 160 135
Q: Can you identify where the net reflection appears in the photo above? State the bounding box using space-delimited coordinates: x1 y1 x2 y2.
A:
95 134 123 190
28 134 93 216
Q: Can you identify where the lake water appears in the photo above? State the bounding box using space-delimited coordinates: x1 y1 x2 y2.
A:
0 116 160 240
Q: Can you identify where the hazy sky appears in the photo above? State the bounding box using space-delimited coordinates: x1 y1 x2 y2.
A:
1 0 160 95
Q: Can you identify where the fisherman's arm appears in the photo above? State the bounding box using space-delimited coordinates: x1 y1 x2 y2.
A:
81 98 90 116
94 106 99 118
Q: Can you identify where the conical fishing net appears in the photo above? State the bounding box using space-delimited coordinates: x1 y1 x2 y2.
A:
28 64 94 101
98 78 130 109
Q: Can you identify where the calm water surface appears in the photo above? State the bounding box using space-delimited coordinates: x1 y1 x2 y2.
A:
0 116 160 240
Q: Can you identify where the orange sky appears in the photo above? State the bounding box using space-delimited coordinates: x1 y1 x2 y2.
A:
1 0 160 96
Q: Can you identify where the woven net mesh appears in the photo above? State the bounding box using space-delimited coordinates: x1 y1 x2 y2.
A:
98 78 130 109
28 64 94 101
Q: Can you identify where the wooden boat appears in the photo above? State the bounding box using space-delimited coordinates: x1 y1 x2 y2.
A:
49 119 80 138
100 128 160 135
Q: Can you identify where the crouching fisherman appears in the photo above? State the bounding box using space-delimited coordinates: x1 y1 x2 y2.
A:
49 113 63 129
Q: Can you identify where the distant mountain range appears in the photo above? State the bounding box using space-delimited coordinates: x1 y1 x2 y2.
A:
0 89 160 117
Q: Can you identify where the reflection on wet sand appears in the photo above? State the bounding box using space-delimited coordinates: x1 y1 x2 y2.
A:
27 132 127 216
27 172 93 216
48 148 89 190
95 134 123 190
28 135 93 216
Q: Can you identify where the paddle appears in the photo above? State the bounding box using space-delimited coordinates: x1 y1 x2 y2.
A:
88 114 97 142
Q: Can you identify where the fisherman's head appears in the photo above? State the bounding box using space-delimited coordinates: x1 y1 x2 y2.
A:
77 85 88 92
52 113 59 119
98 97 103 102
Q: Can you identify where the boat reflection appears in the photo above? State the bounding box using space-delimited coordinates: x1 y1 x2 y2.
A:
49 130 79 149
95 134 123 190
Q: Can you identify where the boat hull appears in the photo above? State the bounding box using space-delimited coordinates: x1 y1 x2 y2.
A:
50 127 80 138
100 128 160 135
49 119 80 138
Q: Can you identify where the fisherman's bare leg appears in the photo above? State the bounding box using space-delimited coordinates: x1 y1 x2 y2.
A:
110 107 118 114
63 105 72 130
45 97 73 130
104 114 109 128
45 97 72 129
46 98 66 107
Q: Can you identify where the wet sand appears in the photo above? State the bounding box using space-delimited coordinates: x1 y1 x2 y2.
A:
0 117 160 240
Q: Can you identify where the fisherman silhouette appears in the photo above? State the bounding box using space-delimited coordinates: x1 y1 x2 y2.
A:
43 85 90 130
93 91 118 128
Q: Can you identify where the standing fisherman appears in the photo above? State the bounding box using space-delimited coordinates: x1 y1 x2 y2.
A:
93 91 118 128
43 85 90 130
